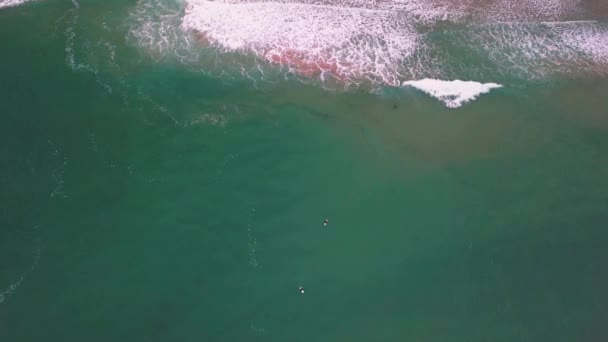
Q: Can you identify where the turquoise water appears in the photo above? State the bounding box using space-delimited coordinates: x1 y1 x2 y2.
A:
1 0 608 341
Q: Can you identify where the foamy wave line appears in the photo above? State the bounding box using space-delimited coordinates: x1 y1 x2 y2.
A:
402 79 503 108
0 237 41 305
247 202 259 269
62 0 114 94
0 0 35 9
0 276 24 304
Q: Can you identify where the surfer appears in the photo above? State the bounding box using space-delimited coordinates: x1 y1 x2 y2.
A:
323 218 328 226
299 286 305 294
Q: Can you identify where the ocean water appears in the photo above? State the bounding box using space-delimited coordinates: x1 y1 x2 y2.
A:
1 0 608 341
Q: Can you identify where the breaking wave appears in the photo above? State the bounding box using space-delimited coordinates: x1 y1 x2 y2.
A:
130 1 607 80
0 0 36 10
403 79 502 108
9 0 607 101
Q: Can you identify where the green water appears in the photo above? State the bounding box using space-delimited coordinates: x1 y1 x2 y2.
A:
2 1 608 341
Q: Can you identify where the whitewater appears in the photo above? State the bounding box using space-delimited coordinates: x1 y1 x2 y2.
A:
107 0 608 106
0 0 35 9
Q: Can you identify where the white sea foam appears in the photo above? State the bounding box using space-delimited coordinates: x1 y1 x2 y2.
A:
0 0 34 9
561 23 608 66
402 79 503 108
126 0 608 89
0 276 24 305
128 0 199 63
459 21 608 79
181 0 432 86
63 0 113 93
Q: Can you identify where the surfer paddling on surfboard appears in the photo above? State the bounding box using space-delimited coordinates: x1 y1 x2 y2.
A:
323 218 328 226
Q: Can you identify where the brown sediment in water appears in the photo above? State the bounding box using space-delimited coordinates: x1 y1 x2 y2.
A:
270 82 546 167
579 0 608 18
547 79 608 130
264 48 345 79
194 31 212 47
191 29 354 83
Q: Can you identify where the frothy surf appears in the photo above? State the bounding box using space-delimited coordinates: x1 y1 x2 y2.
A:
453 21 608 79
123 0 608 106
182 0 424 86
0 0 35 9
178 1 608 82
403 79 503 108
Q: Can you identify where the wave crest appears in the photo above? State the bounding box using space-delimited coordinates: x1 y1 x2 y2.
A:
0 0 35 10
403 79 502 108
